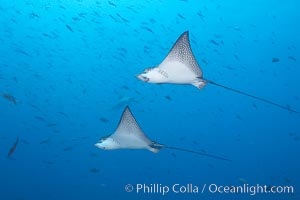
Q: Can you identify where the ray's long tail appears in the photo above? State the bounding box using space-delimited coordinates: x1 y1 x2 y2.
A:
206 80 298 113
164 146 232 162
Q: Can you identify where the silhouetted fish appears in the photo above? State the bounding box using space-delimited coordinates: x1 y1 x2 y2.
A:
65 24 74 32
1 93 17 104
288 56 296 62
165 96 172 101
100 117 109 123
8 137 19 157
90 168 100 173
108 1 117 7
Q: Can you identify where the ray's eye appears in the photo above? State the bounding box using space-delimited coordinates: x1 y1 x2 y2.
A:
141 76 149 82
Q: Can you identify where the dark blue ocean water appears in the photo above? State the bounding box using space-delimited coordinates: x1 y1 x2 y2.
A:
0 0 299 199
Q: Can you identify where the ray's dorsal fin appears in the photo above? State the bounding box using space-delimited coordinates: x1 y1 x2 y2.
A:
159 31 203 77
112 106 152 144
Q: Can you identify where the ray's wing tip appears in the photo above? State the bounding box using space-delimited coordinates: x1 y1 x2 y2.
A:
120 105 131 118
124 105 136 113
182 30 189 38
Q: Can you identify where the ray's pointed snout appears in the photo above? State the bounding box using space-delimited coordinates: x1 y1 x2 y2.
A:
136 74 143 80
94 143 101 148
135 74 141 80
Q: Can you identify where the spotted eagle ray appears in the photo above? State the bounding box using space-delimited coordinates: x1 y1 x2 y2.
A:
94 106 231 162
137 31 298 113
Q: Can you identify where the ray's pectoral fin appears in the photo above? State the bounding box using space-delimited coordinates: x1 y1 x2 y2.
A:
159 31 203 77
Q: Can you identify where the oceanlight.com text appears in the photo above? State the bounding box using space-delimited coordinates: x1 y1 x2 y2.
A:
207 184 294 195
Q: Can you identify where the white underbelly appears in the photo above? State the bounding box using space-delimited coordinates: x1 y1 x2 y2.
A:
116 134 150 149
159 61 197 84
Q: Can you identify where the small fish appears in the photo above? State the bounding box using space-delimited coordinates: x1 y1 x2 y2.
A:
59 5 66 10
141 26 154 33
121 85 129 90
89 152 98 157
210 39 219 46
272 57 280 62
57 111 68 117
15 49 32 57
65 24 74 32
234 54 240 60
8 137 19 157
197 11 205 20
288 56 296 62
165 96 172 101
63 146 73 151
72 17 80 21
116 13 129 23
46 123 57 127
1 93 17 104
235 113 243 120
35 116 46 122
201 59 208 65
149 18 156 23
78 12 87 18
225 66 235 70
108 1 117 7
288 132 296 137
177 14 185 19
90 168 100 173
29 12 40 18
100 117 109 123
40 138 50 144
42 33 53 39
